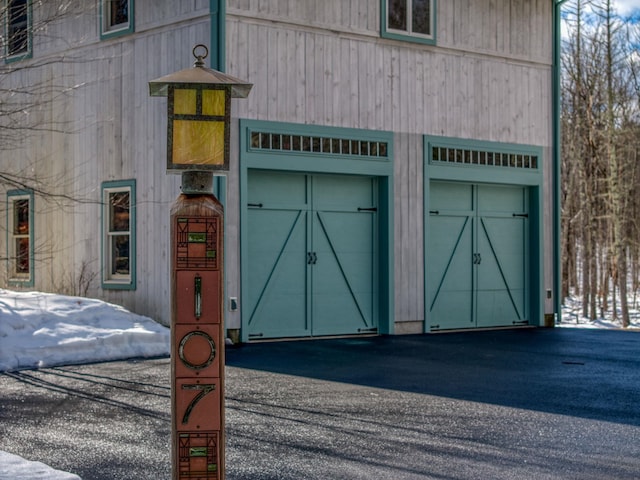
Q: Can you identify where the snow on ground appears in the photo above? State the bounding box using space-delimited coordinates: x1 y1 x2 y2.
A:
0 288 170 372
0 289 637 479
0 289 170 480
0 451 81 480
560 294 640 329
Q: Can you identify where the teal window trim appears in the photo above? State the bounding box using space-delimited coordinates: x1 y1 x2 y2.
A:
101 179 136 290
239 119 395 341
4 0 33 63
425 135 543 186
381 0 437 46
6 189 34 287
423 135 544 330
242 120 393 175
99 0 134 40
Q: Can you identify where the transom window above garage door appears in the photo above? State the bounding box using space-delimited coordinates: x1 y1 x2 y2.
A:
250 131 389 159
431 146 538 170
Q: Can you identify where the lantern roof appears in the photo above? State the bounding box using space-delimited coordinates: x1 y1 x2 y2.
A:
149 45 253 99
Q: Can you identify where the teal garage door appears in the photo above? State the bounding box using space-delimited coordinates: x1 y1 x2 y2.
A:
428 182 529 331
246 170 379 339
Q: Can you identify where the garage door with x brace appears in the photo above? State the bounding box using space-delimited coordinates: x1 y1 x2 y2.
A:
246 170 379 339
428 182 529 331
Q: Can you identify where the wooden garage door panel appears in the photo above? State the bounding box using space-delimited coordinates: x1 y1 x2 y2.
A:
428 182 528 330
246 171 310 339
428 215 474 329
312 175 377 335
246 208 309 338
246 171 378 339
312 209 377 336
428 182 474 330
476 185 528 327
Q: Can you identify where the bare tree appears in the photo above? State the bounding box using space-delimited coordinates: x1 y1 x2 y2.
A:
561 0 640 325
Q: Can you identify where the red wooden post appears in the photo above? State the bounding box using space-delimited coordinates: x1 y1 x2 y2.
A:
170 193 225 480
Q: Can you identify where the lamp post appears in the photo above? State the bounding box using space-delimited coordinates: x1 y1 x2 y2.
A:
150 44 252 480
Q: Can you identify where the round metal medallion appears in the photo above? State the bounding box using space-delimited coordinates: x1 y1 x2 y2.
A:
178 331 216 370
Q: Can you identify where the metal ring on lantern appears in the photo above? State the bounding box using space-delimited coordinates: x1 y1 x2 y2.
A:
192 44 209 66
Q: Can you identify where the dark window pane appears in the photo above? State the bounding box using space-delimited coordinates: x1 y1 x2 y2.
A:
109 192 130 232
379 143 387 157
8 0 28 55
250 132 260 148
15 238 29 274
412 0 431 35
389 0 407 31
109 0 129 27
111 235 130 275
13 199 29 234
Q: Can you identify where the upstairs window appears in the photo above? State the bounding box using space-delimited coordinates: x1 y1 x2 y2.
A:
4 0 32 61
382 0 436 45
100 0 134 39
7 190 34 286
102 180 136 289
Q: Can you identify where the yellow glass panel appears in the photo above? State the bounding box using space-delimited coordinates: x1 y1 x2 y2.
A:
202 89 226 116
172 120 225 166
173 89 197 115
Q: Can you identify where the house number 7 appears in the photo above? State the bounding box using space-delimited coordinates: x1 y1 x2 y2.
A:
181 383 216 424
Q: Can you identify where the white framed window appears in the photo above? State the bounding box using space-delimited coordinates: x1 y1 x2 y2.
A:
382 0 436 45
100 0 134 38
102 180 136 289
4 0 32 61
7 190 33 285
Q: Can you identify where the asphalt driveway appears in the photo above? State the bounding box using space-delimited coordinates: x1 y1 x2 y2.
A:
1 328 639 479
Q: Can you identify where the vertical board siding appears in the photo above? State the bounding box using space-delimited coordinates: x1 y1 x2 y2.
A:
227 18 552 143
0 4 209 325
0 0 554 329
227 0 553 325
393 133 425 323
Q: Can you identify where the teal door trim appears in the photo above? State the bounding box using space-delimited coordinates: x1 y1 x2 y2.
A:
424 135 544 331
240 119 394 341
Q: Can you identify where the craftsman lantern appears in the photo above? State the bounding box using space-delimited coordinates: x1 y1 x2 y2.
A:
149 45 252 480
149 44 252 173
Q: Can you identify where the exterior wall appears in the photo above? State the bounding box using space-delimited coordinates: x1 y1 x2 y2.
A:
225 0 554 329
0 1 211 325
0 0 555 332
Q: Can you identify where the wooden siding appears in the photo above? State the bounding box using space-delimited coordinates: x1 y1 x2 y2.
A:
227 19 552 142
0 1 211 325
228 0 551 63
226 0 554 324
0 0 555 329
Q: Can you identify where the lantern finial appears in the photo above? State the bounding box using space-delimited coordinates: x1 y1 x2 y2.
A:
192 44 208 68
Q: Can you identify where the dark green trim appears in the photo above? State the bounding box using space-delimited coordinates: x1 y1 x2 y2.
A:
6 189 34 287
423 135 545 330
100 179 137 290
553 0 568 323
4 0 33 63
425 135 543 186
99 0 135 40
242 120 393 176
209 0 225 71
212 175 228 338
239 119 394 341
380 0 437 46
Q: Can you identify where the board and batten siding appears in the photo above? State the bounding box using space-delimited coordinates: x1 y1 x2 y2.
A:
225 0 554 327
1 0 555 330
0 2 212 326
